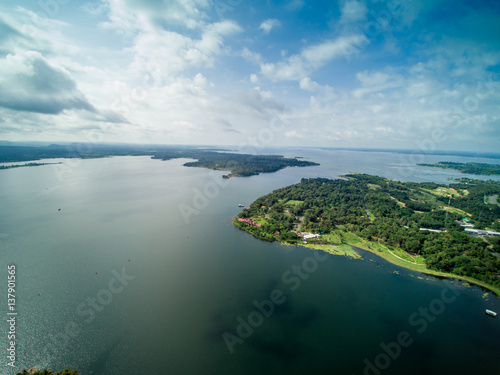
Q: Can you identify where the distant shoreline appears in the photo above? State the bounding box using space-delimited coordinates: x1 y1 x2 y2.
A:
0 144 318 178
0 162 62 170
418 161 500 175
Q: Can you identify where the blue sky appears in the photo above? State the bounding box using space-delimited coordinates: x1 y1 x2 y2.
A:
0 0 499 151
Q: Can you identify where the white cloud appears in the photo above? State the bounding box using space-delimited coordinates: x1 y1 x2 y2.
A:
0 1 499 151
352 70 404 98
285 130 305 139
241 47 263 64
286 0 304 11
259 19 282 34
340 0 368 24
259 34 367 81
299 77 320 92
82 2 109 16
129 20 242 79
102 0 211 32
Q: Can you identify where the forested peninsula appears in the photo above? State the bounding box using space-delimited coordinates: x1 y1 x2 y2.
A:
0 162 61 170
16 369 77 375
234 174 500 294
419 161 500 175
152 149 318 177
0 144 318 178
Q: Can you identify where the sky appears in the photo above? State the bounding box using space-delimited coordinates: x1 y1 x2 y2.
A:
0 0 499 151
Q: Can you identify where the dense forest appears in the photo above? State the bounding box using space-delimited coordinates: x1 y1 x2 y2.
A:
16 369 77 375
152 149 318 177
0 162 61 170
419 161 500 175
235 174 500 290
0 144 318 178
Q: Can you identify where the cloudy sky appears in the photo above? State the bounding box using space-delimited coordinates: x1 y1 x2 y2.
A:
0 0 499 151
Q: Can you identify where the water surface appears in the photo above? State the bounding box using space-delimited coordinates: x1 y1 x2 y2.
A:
0 150 499 374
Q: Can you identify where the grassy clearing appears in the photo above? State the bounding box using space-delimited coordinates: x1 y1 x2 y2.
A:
366 210 376 221
303 243 361 259
368 183 381 190
321 232 343 244
389 196 406 207
439 206 471 216
285 200 304 207
424 187 462 198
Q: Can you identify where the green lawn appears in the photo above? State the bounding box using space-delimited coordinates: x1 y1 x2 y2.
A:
285 199 304 206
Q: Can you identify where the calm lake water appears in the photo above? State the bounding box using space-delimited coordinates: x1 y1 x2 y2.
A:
1 148 500 375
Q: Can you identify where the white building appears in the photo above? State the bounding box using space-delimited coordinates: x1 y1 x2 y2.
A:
303 233 320 240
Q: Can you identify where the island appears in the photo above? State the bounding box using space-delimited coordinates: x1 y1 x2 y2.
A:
234 174 500 295
152 149 318 178
0 144 318 178
418 161 500 175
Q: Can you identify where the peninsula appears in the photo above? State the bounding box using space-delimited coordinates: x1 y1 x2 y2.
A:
234 174 500 295
0 162 61 170
418 161 500 175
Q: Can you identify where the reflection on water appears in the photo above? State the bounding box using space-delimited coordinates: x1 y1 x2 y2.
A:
0 150 499 375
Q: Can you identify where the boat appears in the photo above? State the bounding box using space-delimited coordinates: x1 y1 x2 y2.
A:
238 204 244 207
485 309 497 317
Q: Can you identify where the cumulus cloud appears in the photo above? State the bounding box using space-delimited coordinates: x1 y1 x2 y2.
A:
299 77 320 92
0 0 499 150
259 19 281 34
129 20 242 79
0 51 95 114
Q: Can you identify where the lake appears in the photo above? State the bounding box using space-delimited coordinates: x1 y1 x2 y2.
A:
1 148 500 374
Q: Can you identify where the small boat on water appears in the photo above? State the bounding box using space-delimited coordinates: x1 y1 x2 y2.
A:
485 309 497 317
238 204 244 207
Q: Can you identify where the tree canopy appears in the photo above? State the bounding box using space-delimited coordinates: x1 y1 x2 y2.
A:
16 369 78 375
234 174 500 289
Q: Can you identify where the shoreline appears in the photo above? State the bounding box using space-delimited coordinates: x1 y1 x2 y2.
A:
301 235 500 297
235 220 500 297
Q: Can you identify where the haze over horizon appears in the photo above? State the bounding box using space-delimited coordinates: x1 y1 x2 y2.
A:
0 0 499 152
